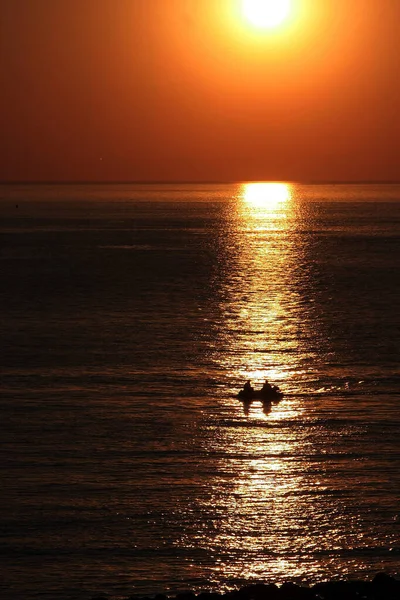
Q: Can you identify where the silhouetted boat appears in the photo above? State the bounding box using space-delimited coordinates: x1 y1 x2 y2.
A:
237 387 283 402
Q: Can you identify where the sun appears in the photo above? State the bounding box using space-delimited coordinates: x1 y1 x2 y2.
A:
242 0 292 29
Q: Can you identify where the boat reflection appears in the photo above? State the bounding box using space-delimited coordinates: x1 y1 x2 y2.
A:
241 398 272 417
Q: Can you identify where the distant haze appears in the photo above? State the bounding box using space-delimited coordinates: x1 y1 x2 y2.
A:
1 0 400 183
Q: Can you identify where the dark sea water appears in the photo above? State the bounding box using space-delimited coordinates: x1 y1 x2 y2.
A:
1 183 399 600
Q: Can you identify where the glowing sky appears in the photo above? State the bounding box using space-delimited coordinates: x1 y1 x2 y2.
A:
1 0 400 182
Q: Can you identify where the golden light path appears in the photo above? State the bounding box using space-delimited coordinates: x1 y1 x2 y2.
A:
242 0 292 29
213 181 300 408
237 181 298 397
185 182 316 587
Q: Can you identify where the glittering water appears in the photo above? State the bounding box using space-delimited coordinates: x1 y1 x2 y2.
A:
1 183 399 600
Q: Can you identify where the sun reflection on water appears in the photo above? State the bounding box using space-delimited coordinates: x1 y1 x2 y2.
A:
217 181 301 388
189 181 321 584
177 184 385 588
241 182 292 231
242 182 292 209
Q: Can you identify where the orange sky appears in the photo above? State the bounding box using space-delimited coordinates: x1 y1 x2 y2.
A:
1 0 400 182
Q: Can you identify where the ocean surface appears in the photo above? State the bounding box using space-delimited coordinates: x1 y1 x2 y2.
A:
1 182 399 600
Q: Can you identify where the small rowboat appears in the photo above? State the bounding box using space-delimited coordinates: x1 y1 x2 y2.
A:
237 388 283 402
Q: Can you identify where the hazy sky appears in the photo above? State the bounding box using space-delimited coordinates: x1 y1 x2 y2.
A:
1 0 400 182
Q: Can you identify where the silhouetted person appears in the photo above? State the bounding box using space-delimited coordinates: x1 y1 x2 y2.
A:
261 379 273 393
243 380 253 394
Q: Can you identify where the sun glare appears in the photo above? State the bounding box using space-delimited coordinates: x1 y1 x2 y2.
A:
242 0 292 29
242 182 291 208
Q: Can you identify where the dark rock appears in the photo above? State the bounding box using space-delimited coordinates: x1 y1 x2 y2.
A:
236 583 280 600
197 593 223 600
126 576 399 600
312 581 360 600
279 582 315 600
338 580 373 599
175 593 196 600
223 591 243 600
371 573 400 599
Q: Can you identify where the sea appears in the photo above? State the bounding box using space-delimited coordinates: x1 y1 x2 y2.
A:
1 182 399 600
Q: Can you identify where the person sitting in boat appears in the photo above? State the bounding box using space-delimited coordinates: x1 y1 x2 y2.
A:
261 379 273 394
243 380 254 394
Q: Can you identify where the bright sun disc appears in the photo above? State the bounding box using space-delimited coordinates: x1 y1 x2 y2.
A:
242 0 292 29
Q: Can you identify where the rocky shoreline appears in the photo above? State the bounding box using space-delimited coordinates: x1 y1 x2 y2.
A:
91 573 399 600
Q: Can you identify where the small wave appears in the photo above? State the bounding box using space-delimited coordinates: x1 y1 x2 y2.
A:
99 244 155 250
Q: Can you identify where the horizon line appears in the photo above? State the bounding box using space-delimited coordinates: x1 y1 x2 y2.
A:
2 179 400 185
